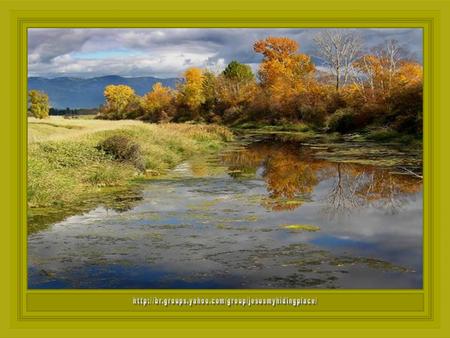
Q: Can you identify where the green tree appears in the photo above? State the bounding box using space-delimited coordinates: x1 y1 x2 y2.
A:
218 61 257 122
201 71 221 121
28 90 50 119
222 61 254 82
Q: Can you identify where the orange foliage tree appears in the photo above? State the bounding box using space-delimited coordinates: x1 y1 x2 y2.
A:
96 36 422 136
254 37 315 120
352 52 423 106
141 82 174 122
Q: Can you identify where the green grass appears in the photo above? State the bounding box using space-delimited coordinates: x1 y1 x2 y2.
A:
358 127 422 146
28 117 233 208
365 128 402 142
233 120 421 146
233 121 311 132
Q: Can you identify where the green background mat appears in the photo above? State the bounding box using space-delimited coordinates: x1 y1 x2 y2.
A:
1 0 449 337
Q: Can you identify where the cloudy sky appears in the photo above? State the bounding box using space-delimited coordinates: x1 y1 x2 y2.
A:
28 28 423 79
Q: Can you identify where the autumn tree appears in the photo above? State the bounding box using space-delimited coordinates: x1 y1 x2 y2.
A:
375 40 403 95
89 34 422 137
345 39 423 133
388 61 423 134
352 46 422 104
313 29 362 91
176 67 205 121
100 85 139 119
254 37 314 87
253 37 315 120
28 90 50 119
141 82 174 122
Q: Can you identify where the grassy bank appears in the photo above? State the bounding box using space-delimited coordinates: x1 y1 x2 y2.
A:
28 117 233 208
233 121 422 146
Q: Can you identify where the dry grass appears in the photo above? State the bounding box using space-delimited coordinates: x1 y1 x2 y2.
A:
28 116 147 143
29 117 233 144
28 117 233 207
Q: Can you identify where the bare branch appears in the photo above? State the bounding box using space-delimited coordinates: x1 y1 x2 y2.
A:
314 29 362 90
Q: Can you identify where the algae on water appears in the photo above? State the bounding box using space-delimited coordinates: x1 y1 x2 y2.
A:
280 224 321 232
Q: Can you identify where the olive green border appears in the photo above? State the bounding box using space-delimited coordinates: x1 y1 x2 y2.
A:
1 0 449 337
15 5 435 322
18 17 431 319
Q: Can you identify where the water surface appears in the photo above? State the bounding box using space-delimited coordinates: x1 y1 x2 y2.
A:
28 133 423 289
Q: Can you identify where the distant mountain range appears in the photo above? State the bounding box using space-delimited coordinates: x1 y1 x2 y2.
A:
28 75 180 109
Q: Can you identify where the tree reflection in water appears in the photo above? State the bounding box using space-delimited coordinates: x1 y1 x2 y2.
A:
28 135 423 289
220 138 422 215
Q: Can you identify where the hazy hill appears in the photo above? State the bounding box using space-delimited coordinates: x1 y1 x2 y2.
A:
28 75 179 109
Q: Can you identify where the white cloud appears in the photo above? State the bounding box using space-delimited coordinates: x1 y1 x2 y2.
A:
28 28 423 78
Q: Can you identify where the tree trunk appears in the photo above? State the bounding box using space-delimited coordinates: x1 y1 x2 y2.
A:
336 69 340 91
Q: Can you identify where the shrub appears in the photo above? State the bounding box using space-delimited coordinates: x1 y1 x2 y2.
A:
391 114 422 135
222 106 243 123
326 92 347 114
356 103 385 127
388 83 423 117
299 105 327 128
327 108 358 133
97 134 145 171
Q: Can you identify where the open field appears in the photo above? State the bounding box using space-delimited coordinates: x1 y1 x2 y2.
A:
29 116 177 143
28 117 233 208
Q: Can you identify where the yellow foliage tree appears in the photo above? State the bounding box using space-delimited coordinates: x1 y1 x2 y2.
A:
141 82 174 122
28 90 50 119
177 67 205 120
101 84 137 119
396 61 423 87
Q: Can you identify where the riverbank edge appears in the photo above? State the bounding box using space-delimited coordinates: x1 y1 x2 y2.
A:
28 121 234 211
232 122 423 147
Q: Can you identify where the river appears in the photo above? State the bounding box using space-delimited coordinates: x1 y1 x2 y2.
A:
28 132 423 288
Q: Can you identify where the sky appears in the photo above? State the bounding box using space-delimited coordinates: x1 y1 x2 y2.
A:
28 28 423 79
